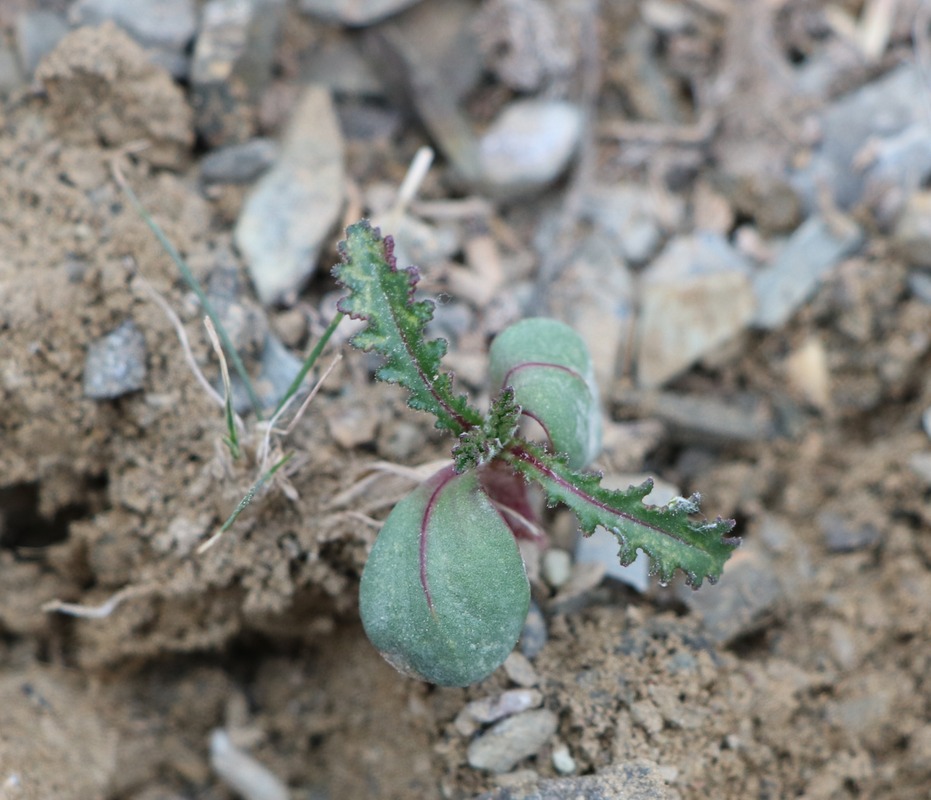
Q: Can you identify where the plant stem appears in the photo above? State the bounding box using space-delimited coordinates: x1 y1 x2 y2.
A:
273 312 344 417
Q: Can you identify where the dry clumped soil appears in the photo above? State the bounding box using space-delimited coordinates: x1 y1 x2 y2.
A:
1 2 931 799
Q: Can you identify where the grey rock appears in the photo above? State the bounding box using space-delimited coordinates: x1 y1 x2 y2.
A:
892 191 931 268
235 85 345 305
503 652 539 688
752 216 863 330
70 0 197 51
206 264 269 358
467 709 558 773
862 125 931 227
15 11 68 77
229 333 303 414
793 65 931 212
456 689 543 735
817 512 880 554
303 34 383 96
551 743 576 775
637 233 756 388
191 0 285 146
201 138 279 184
478 100 583 199
519 601 547 659
542 549 572 590
83 321 147 399
299 0 424 25
473 760 674 800
547 232 634 389
908 270 931 304
908 452 931 487
582 184 663 264
679 546 783 644
621 390 776 445
0 44 23 94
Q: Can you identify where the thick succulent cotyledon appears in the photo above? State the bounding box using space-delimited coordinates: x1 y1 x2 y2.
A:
489 317 601 470
359 466 530 687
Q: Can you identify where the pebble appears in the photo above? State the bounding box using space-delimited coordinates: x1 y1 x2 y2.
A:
519 601 548 659
455 689 544 736
191 0 284 146
473 759 671 800
83 321 147 400
466 709 558 773
298 0 424 25
70 0 197 61
908 452 931 487
551 743 576 775
201 139 279 185
892 191 931 269
15 11 68 77
679 546 783 644
235 85 345 305
861 124 931 227
582 184 663 264
547 231 635 389
477 100 583 199
503 652 539 688
817 511 880 554
542 549 572 590
751 216 863 331
636 233 756 388
908 270 931 304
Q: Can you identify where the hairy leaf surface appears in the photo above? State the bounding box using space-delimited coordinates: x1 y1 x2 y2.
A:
333 221 482 435
505 443 739 587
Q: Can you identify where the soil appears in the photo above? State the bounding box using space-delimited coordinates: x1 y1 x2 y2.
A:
2 3 931 800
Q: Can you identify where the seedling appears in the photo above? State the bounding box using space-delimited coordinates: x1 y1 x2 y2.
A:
334 221 739 687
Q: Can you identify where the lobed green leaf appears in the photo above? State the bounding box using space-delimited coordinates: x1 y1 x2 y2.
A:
504 443 739 587
332 220 482 435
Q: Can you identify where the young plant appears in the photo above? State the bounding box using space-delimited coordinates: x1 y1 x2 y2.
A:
334 221 739 687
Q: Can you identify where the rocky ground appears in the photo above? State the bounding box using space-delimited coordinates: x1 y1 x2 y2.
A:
1 1 931 798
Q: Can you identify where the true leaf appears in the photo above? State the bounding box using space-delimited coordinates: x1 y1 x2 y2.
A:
452 387 521 472
333 221 482 435
504 443 739 587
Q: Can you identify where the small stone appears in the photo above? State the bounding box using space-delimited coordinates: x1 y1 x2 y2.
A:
923 407 931 439
784 336 831 410
893 191 931 268
542 549 572 590
201 139 279 184
582 184 663 264
70 0 197 54
637 233 756 388
503 652 539 688
907 452 931 486
551 743 576 775
235 85 345 305
752 215 863 331
519 601 547 659
629 699 664 736
83 321 147 399
15 11 69 77
377 420 426 462
328 404 379 449
191 0 285 146
456 689 544 736
817 511 880 554
478 99 583 199
466 709 558 773
908 270 931 304
298 0 424 25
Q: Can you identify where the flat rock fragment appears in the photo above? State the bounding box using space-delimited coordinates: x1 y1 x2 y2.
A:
467 709 558 773
636 233 755 388
15 10 69 77
478 99 583 199
752 216 863 330
474 760 672 799
235 85 345 305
